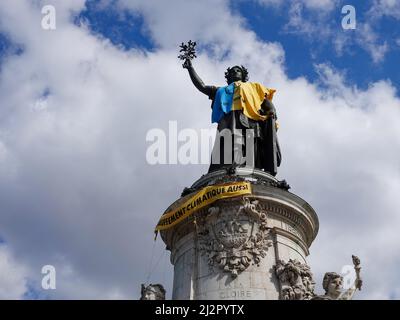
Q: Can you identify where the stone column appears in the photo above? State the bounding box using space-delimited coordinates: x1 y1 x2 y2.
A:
160 168 319 300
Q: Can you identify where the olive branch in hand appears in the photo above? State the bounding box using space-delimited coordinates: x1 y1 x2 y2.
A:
178 40 197 61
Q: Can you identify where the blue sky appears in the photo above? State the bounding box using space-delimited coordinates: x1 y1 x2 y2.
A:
2 1 398 90
0 34 23 68
233 0 400 90
74 0 155 51
67 0 400 91
0 0 400 300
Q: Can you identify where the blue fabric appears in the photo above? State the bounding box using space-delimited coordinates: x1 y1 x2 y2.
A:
211 83 235 123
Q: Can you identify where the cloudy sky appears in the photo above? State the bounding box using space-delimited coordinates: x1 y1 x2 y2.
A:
0 0 399 300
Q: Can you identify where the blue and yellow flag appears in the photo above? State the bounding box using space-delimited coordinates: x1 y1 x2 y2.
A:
211 81 276 123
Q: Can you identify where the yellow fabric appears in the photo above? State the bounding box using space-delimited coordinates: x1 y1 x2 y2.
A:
232 81 276 121
155 182 251 232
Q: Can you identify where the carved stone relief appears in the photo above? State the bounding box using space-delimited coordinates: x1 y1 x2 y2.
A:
275 259 315 300
196 198 273 277
140 284 166 300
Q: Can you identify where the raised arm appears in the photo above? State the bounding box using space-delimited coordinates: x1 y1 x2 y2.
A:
338 255 363 300
183 59 215 98
338 278 362 300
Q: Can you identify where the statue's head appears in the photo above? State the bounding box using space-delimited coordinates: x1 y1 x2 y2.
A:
225 65 249 84
322 272 343 299
140 284 166 300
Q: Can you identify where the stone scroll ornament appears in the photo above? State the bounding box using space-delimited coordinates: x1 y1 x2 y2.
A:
275 259 316 300
196 197 273 278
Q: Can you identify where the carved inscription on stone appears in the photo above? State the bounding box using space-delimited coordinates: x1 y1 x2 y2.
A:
219 290 252 299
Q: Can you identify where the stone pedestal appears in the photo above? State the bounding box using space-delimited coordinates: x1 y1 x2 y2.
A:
160 168 319 300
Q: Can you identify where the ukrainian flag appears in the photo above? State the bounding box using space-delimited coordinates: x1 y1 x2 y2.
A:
211 81 275 123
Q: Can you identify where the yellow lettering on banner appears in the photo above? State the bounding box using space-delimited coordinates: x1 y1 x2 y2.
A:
155 182 252 231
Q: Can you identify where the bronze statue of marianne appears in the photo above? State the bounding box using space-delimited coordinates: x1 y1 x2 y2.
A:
179 41 281 176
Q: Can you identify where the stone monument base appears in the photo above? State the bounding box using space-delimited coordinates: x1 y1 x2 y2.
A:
160 168 319 300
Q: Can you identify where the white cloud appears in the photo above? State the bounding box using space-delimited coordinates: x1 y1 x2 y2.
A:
332 33 351 57
253 0 338 39
0 0 399 300
117 0 253 52
257 0 337 11
342 1 400 63
348 0 400 64
0 244 28 299
368 0 400 19
256 0 396 64
256 0 283 7
356 23 389 64
283 1 330 37
302 0 337 11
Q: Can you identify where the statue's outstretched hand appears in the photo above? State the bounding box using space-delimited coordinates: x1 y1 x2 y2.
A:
352 255 361 266
182 59 192 69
